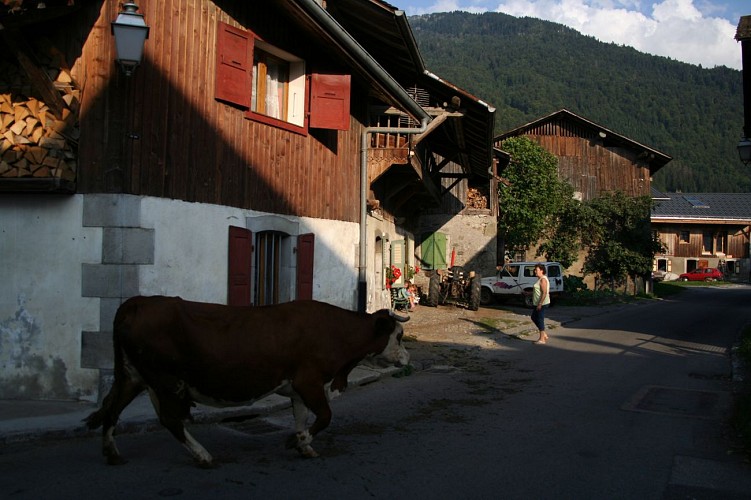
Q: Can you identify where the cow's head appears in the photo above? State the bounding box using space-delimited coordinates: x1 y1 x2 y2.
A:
369 309 410 367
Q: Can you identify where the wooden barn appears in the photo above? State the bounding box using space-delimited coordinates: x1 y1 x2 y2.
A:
494 109 672 284
0 0 495 401
651 191 751 281
495 109 671 202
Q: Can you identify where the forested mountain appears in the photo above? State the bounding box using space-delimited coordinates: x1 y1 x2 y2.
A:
409 12 747 193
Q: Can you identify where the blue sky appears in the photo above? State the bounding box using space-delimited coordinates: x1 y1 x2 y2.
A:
400 0 747 69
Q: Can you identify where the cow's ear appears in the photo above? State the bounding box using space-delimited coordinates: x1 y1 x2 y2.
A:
374 316 396 337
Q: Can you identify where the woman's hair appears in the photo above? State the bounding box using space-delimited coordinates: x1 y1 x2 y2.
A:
535 263 546 275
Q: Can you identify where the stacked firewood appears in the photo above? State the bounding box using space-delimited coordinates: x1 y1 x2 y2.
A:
0 51 79 182
466 187 488 209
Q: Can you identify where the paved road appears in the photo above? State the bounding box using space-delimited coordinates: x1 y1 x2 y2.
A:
1 286 750 499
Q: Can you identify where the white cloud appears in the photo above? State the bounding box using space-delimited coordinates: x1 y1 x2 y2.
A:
405 0 742 69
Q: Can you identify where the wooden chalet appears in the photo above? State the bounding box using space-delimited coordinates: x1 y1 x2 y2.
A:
0 0 495 401
651 190 751 281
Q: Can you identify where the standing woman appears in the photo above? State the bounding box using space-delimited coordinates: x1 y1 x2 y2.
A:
531 263 551 344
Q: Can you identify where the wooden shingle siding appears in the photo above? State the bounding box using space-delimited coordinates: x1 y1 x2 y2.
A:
74 0 362 222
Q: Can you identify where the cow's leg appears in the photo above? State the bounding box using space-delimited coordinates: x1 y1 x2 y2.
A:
285 392 317 457
101 378 144 465
286 383 332 458
85 368 145 465
148 389 214 468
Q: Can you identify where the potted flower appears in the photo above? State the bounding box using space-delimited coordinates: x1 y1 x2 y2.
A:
385 265 402 288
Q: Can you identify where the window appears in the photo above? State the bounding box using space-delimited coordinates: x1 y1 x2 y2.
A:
679 230 690 243
715 232 726 254
547 265 561 278
255 231 284 306
227 224 314 305
248 41 306 130
215 22 350 134
702 231 713 254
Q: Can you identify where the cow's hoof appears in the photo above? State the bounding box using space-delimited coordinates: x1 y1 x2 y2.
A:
299 446 319 458
106 455 128 466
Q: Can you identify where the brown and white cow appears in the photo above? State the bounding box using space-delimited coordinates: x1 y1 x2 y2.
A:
85 296 409 467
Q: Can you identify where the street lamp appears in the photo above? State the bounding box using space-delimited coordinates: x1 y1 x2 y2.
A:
111 2 150 76
739 137 751 165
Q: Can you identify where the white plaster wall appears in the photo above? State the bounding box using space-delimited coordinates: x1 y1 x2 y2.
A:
419 211 497 276
302 216 359 309
139 198 248 303
0 195 101 400
139 197 360 310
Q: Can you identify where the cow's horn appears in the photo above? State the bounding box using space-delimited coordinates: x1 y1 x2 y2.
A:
389 310 410 322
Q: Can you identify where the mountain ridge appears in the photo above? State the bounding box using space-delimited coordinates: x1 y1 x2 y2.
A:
409 11 747 193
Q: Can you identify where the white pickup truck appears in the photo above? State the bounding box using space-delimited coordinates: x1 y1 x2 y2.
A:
480 261 564 307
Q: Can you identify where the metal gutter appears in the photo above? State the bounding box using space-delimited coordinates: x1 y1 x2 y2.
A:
293 0 432 312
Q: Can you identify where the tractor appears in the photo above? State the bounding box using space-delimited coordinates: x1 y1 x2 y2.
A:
424 266 482 311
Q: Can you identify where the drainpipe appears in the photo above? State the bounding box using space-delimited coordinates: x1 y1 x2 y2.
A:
358 119 428 313
291 0 432 312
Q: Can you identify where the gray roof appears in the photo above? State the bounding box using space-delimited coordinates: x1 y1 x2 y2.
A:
651 192 751 222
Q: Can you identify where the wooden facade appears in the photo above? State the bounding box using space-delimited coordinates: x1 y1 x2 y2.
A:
77 1 363 223
1 0 495 224
494 109 671 201
651 192 751 280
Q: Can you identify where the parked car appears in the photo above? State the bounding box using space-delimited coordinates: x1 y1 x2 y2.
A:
678 268 724 282
480 262 564 307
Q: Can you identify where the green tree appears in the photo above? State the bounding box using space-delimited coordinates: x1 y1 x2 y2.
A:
582 192 661 289
537 195 590 268
497 137 574 259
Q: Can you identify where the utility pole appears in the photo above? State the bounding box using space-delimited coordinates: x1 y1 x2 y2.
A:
736 15 751 164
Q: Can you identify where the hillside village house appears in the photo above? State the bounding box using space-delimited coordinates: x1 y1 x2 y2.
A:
651 191 751 281
0 0 495 401
494 109 671 286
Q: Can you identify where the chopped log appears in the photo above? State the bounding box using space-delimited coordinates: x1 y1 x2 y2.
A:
39 137 65 150
0 139 11 155
25 146 47 164
2 149 22 162
43 156 60 169
9 120 25 135
13 106 29 123
1 167 18 178
31 126 43 143
33 166 50 177
24 117 38 135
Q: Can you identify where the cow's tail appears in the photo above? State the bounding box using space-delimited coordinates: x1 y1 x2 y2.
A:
83 302 130 430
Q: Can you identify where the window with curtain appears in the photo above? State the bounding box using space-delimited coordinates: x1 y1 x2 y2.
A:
252 49 289 121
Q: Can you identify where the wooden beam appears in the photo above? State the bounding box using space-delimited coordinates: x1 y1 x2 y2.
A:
0 25 65 119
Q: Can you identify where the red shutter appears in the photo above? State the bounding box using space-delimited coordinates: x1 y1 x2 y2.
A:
228 226 253 306
309 73 351 131
215 22 252 108
296 233 315 300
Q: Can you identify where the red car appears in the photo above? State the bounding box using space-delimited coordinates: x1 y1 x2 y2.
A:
678 268 724 282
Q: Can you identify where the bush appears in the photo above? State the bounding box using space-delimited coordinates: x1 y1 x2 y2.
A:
563 275 587 293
